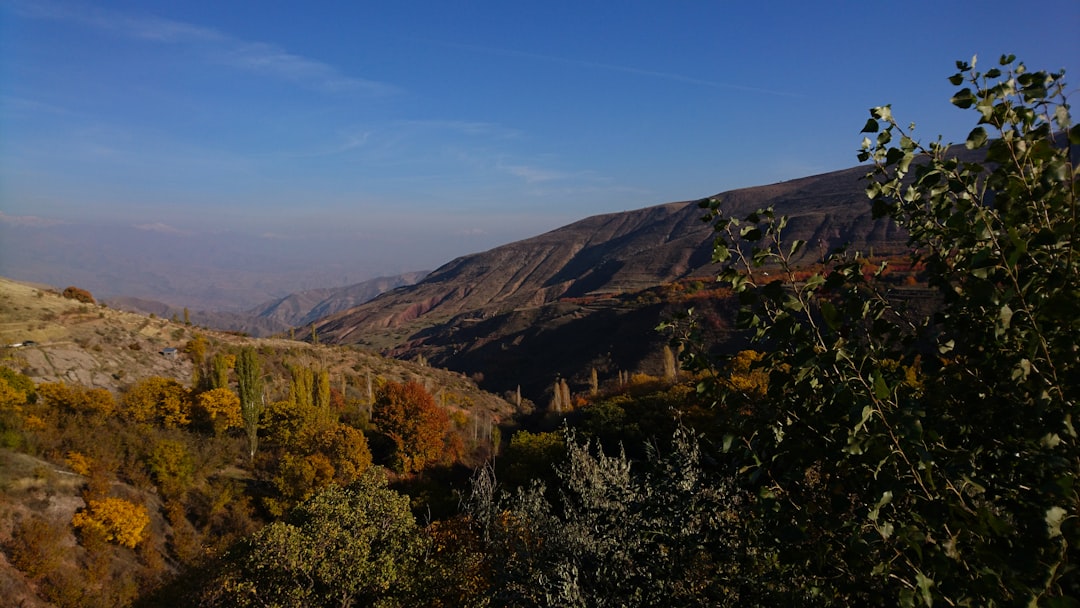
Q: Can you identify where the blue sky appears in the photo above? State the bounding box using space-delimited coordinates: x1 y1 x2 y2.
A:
2 0 1078 277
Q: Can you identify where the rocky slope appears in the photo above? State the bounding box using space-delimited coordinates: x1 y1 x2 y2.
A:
313 163 906 351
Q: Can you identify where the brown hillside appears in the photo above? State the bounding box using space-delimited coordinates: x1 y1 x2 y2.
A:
314 163 904 351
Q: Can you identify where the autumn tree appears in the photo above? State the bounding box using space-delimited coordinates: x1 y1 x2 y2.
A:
208 352 232 390
288 365 314 409
260 397 373 513
72 496 150 549
0 366 34 410
62 285 95 304
120 376 191 427
147 438 196 496
37 381 116 418
193 387 242 435
236 346 264 462
372 380 450 474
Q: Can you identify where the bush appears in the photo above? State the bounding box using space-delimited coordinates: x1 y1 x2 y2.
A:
62 286 95 304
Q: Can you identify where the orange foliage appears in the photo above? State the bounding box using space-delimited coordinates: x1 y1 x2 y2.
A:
62 285 95 304
373 380 451 474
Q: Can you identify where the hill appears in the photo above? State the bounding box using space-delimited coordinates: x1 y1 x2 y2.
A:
312 162 911 401
0 275 513 418
104 271 429 338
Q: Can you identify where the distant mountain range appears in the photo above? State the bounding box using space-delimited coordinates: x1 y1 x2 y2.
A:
310 161 913 401
105 271 428 337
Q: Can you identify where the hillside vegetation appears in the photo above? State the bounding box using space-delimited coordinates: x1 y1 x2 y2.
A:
0 57 1075 606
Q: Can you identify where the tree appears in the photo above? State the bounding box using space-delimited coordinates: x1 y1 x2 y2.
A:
72 496 150 549
688 56 1077 605
36 381 116 418
211 469 423 607
372 380 450 474
194 387 242 435
62 285 95 304
120 377 190 427
289 365 314 409
236 346 264 463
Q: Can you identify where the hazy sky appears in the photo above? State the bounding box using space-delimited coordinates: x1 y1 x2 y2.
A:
2 0 1078 276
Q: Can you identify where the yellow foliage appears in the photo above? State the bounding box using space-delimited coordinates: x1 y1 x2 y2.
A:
72 497 150 548
121 376 192 427
66 451 93 476
725 350 769 399
36 381 116 416
23 415 46 431
0 376 27 411
629 372 660 386
195 387 242 434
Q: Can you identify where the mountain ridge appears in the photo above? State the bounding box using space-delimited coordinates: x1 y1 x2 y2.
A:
314 161 906 349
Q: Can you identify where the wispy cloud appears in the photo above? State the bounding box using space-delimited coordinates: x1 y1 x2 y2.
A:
498 163 574 184
8 0 398 95
442 41 803 99
134 222 189 235
396 120 522 139
0 211 69 227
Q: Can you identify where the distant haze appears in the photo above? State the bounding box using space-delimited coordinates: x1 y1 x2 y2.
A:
0 214 456 310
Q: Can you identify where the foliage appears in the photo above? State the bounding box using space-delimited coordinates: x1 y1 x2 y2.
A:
72 496 151 549
62 286 95 304
236 346 264 462
372 380 450 474
498 430 566 489
147 438 196 496
0 373 30 411
688 56 1078 605
121 376 192 428
469 428 762 607
212 469 423 607
258 396 373 514
0 366 35 407
193 387 242 435
37 381 116 418
6 515 67 579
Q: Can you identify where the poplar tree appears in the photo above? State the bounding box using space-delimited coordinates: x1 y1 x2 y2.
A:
236 346 264 463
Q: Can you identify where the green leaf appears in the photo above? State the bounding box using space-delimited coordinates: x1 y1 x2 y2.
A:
861 118 879 133
965 126 988 149
916 571 934 607
872 369 890 400
740 227 762 241
951 88 975 109
820 300 840 330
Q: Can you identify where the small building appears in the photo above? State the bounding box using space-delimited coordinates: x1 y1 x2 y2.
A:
160 347 178 358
